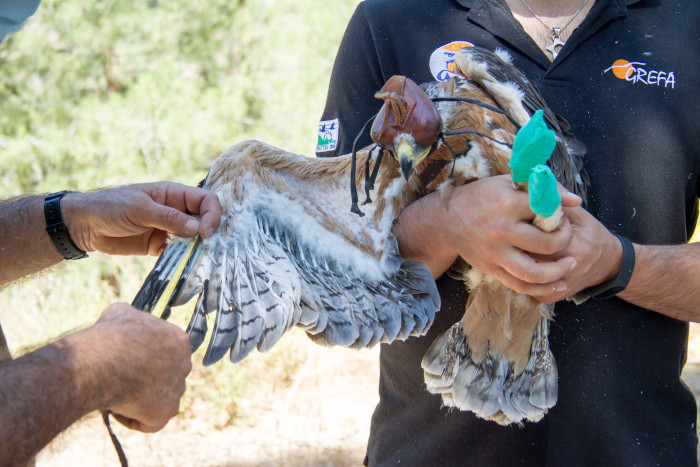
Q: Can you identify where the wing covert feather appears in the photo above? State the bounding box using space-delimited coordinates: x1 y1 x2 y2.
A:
132 140 440 365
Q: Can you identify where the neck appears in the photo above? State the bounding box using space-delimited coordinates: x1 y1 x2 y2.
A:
505 0 595 60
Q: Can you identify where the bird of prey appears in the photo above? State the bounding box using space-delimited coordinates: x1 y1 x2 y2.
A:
132 46 586 426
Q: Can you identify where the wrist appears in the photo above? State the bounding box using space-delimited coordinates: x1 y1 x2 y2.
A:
394 192 458 274
58 191 92 254
44 191 89 259
60 327 126 411
585 234 636 300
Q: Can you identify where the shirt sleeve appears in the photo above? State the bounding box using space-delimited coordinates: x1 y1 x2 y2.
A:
0 0 42 44
315 3 387 157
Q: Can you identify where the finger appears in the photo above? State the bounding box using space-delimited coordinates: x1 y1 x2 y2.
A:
112 413 164 433
491 266 569 297
558 183 582 207
195 192 221 239
500 249 577 285
561 204 591 226
148 229 169 256
147 183 221 239
146 204 201 238
507 218 573 256
111 413 142 431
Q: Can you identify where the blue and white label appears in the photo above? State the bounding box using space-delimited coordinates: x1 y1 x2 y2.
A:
316 118 339 152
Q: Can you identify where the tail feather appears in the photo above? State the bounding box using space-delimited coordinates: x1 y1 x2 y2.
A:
422 314 557 425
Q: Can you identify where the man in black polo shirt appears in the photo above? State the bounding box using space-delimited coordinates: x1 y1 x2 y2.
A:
317 0 700 464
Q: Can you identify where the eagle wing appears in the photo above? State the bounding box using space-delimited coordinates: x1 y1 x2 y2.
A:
133 141 439 366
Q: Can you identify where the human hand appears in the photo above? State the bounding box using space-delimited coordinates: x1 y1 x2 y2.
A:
440 174 582 297
86 303 192 432
62 182 221 256
526 205 623 304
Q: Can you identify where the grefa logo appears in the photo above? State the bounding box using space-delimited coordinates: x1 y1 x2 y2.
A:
604 59 676 88
429 41 474 81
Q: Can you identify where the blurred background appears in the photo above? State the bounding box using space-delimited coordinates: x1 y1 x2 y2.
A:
0 1 378 465
1 1 698 465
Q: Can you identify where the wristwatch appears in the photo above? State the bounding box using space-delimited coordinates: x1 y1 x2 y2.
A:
582 234 635 300
44 191 88 260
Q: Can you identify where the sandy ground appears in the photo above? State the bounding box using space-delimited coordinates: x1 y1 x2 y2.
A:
36 325 700 466
36 335 379 467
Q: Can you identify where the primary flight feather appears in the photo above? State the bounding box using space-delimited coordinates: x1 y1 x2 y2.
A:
133 46 586 425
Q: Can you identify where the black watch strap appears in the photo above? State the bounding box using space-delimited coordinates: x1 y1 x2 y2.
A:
44 191 88 260
582 234 635 300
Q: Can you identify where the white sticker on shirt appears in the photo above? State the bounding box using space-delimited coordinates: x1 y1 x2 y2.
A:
429 41 475 81
316 118 339 152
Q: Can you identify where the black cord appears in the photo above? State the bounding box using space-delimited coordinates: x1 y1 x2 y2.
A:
431 96 521 130
102 410 129 467
350 113 379 216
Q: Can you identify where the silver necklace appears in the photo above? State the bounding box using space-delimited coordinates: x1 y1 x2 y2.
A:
519 0 589 59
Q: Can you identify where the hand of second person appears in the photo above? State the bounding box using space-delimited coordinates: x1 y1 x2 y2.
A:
61 182 221 256
440 175 581 297
85 303 193 433
527 205 624 304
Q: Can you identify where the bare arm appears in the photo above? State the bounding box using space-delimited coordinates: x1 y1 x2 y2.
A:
617 243 700 321
393 175 581 297
0 182 221 287
0 195 60 284
0 303 192 465
513 204 700 322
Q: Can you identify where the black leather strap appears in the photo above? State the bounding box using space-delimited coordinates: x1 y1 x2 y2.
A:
44 191 88 260
585 234 635 300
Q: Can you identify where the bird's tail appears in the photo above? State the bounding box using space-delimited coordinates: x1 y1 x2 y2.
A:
422 281 557 425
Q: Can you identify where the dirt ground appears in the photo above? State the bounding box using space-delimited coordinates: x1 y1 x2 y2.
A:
36 325 700 466
36 335 379 467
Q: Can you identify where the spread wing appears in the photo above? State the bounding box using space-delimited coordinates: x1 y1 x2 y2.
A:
133 141 440 366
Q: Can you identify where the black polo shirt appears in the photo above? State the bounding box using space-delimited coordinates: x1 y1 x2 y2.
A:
318 0 700 465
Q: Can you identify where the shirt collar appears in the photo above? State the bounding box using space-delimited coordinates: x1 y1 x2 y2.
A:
453 0 642 8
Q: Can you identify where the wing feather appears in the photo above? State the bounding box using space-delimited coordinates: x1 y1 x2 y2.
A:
132 140 440 366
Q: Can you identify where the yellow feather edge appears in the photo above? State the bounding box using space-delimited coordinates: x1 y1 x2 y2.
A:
152 236 199 317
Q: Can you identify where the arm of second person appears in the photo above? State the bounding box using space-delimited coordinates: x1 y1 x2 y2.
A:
0 182 220 287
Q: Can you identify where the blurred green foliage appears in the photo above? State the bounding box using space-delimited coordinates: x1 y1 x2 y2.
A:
0 0 358 195
0 0 360 421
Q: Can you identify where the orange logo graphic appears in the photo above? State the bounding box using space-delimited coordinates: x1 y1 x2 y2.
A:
429 41 474 81
604 59 676 88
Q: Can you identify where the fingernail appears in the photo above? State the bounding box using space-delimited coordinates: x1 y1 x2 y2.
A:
555 283 568 293
569 259 577 271
185 218 199 235
205 227 215 239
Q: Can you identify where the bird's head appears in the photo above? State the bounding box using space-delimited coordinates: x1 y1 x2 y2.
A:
370 76 442 180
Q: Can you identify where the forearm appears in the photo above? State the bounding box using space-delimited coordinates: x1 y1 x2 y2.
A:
0 330 111 465
392 191 457 278
0 195 63 286
618 242 700 322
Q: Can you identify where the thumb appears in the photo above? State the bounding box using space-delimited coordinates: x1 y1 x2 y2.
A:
149 204 200 238
558 185 582 208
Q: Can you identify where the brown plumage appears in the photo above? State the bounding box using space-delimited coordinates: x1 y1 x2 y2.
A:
132 46 586 425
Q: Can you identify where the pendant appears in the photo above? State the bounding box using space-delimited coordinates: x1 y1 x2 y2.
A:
546 27 565 59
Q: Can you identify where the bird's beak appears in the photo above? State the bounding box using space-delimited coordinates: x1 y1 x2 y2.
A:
397 139 432 180
399 152 414 180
